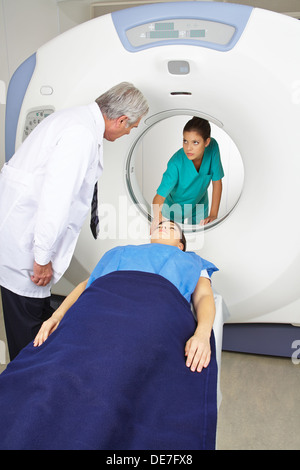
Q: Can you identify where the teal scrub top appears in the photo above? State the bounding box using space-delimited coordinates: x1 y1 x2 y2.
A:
157 138 224 223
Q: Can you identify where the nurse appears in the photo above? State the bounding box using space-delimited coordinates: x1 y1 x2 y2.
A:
0 82 148 361
152 117 224 227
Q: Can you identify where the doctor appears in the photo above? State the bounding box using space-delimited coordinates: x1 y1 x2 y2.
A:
0 82 149 360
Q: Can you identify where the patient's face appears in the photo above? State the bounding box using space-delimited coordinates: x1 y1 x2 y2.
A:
151 221 183 250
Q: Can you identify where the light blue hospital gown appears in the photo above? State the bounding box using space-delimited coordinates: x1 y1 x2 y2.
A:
86 244 218 303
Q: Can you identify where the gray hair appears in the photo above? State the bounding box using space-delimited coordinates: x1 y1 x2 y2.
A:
95 82 149 126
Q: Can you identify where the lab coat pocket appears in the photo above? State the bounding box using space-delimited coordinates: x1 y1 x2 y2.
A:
0 164 35 233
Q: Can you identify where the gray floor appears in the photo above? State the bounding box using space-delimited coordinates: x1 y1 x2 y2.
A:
217 351 300 449
0 295 299 450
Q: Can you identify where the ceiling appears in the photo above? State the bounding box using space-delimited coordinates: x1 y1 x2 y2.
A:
56 0 300 18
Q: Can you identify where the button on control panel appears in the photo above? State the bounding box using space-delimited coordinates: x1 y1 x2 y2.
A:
23 108 54 141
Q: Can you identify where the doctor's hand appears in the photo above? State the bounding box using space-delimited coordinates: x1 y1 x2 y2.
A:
31 261 53 286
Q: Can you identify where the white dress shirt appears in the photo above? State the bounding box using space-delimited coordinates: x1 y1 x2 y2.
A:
0 102 104 298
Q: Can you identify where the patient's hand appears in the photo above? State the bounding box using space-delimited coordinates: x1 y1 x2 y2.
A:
33 316 60 347
185 333 211 372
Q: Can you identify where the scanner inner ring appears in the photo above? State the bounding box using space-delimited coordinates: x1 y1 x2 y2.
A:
125 112 244 233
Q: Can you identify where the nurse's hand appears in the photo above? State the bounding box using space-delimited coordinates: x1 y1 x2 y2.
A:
31 261 53 286
33 316 60 347
200 215 217 226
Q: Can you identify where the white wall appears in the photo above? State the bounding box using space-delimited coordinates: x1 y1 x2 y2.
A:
0 0 189 169
0 0 92 169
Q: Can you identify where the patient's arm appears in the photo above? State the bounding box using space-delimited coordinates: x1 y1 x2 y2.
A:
185 277 216 372
33 278 88 347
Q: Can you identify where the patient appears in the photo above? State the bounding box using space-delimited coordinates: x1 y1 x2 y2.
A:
0 220 219 450
34 220 217 373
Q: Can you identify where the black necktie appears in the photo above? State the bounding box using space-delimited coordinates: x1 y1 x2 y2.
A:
90 182 99 239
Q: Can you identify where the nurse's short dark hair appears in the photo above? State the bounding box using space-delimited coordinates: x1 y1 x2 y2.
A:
184 116 211 141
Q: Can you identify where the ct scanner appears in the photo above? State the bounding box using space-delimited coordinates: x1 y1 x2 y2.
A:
4 2 300 357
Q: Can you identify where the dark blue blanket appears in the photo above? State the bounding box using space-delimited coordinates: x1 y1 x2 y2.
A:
0 271 217 450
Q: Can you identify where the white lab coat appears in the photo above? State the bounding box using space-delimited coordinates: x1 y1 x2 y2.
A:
0 102 104 298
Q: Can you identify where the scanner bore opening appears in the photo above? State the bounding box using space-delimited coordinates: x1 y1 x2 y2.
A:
126 113 244 233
